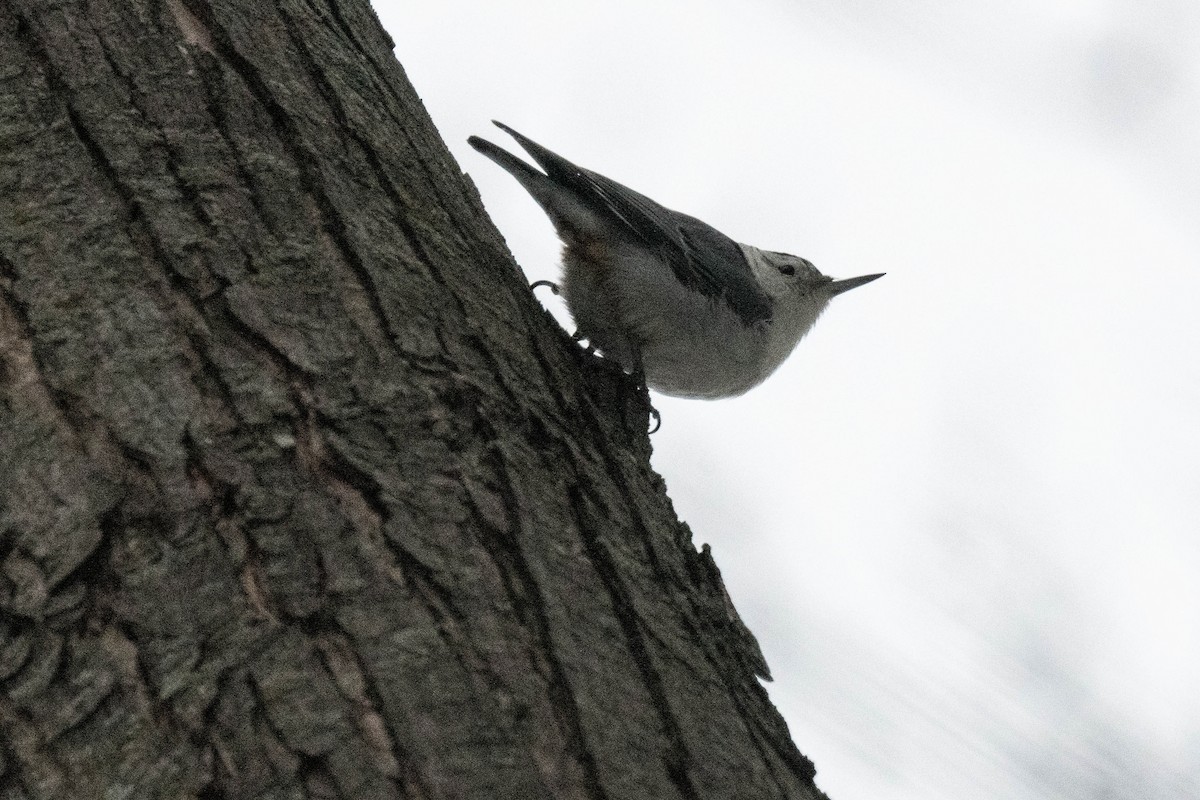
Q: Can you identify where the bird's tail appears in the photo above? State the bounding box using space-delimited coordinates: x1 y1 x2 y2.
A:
469 122 606 236
467 134 546 188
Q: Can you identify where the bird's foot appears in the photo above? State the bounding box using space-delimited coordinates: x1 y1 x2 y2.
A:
630 361 661 434
646 403 662 434
561 330 660 435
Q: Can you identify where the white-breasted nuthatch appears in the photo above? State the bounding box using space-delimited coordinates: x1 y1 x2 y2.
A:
469 121 883 399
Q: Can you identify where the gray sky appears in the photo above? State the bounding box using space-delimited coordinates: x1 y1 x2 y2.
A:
379 2 1200 798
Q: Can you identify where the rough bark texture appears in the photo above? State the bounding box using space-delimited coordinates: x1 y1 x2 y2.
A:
0 1 825 798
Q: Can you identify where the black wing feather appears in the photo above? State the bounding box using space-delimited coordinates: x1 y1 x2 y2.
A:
490 122 773 326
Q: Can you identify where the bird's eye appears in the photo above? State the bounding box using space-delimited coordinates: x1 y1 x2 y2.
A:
779 265 796 277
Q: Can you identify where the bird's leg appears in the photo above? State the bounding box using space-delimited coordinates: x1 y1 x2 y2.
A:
630 350 661 434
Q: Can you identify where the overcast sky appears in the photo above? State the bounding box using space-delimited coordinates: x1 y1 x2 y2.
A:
378 2 1200 798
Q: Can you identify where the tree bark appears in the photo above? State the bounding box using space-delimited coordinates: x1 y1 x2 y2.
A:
0 1 825 798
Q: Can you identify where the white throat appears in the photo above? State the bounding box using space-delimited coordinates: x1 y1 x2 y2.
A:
739 243 830 372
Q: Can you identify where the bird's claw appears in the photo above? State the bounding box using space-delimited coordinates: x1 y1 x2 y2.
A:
530 280 561 295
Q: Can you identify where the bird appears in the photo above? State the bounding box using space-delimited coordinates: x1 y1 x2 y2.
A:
468 121 883 400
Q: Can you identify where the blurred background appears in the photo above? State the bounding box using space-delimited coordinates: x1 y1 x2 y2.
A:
376 2 1200 798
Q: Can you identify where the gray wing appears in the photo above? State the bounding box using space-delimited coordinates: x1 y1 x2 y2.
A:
489 122 773 326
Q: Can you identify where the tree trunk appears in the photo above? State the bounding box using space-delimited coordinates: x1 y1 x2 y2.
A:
0 1 824 798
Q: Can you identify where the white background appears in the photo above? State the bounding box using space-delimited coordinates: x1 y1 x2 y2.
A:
377 2 1200 798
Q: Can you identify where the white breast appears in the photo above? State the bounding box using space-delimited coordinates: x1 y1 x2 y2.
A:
559 239 830 399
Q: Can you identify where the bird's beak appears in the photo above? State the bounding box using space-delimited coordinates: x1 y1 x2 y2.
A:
825 273 885 296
